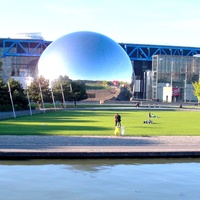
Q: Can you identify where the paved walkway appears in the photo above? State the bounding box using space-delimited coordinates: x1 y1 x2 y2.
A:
0 136 200 159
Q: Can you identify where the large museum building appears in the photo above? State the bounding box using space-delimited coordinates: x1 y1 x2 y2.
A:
1 33 200 102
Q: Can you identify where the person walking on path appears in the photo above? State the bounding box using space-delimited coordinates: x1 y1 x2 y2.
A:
114 113 121 126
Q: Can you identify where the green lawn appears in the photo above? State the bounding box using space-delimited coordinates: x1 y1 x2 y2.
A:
0 109 199 136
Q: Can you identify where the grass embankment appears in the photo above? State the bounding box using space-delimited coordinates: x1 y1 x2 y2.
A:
0 110 199 136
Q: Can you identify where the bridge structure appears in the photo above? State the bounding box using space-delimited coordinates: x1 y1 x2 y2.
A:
120 43 200 61
1 39 51 58
2 38 200 60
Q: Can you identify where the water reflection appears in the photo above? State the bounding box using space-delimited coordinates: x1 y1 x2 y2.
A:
1 158 199 167
0 159 200 200
38 31 134 83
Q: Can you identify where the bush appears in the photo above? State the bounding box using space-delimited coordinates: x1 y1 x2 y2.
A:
0 104 12 111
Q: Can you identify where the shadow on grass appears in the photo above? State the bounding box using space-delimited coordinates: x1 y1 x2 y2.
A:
2 119 98 124
0 124 112 135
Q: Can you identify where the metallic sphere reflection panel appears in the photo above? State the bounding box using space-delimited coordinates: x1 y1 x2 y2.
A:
38 31 133 82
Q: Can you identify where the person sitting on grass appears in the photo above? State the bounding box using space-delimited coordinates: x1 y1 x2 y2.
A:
144 119 153 124
151 113 158 118
148 112 158 118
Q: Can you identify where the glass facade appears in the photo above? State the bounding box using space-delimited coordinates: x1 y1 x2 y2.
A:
132 60 152 99
0 56 38 88
0 39 45 88
152 55 200 102
10 57 39 77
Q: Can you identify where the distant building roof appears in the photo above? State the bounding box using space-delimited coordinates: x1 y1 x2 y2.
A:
11 32 44 40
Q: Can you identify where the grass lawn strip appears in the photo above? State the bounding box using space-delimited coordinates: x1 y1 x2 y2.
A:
0 110 199 136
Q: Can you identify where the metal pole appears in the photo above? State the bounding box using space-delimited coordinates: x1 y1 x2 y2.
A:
7 81 16 118
70 83 72 92
39 82 45 113
26 84 32 116
60 83 66 108
184 65 187 103
171 59 173 87
50 88 56 111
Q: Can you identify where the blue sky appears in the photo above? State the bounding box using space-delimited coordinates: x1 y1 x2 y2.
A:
1 0 200 47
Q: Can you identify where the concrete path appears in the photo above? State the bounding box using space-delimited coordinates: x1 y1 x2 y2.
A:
0 136 200 159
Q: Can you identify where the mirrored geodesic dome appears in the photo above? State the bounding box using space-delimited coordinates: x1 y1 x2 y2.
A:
38 31 134 83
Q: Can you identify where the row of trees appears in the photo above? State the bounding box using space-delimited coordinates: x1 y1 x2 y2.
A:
0 75 88 112
0 60 88 111
1 76 200 112
29 75 88 107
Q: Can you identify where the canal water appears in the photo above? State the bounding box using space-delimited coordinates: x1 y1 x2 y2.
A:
0 158 200 200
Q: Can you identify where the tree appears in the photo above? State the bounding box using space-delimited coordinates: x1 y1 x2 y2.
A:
28 76 52 103
116 86 132 101
0 78 28 111
0 79 11 111
51 75 71 103
9 79 28 110
66 80 88 107
192 81 200 103
51 76 88 107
